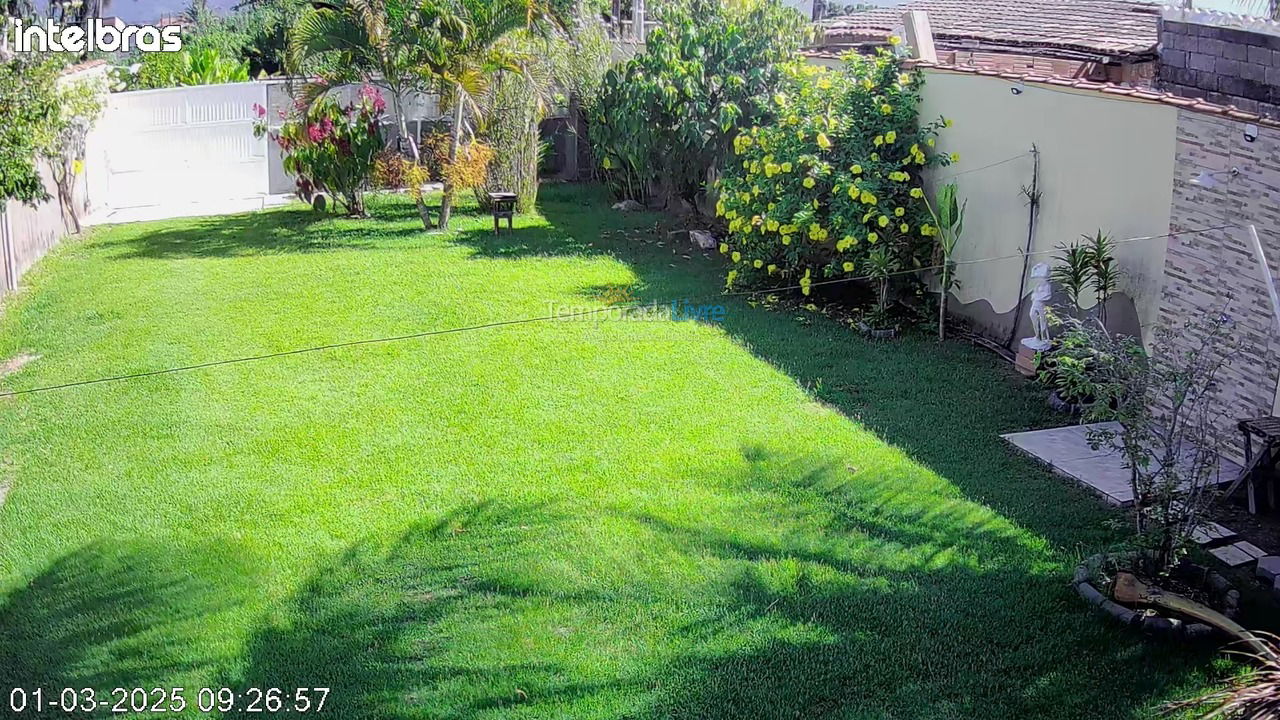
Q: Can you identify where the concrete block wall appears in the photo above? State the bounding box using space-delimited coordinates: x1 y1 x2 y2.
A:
1158 7 1280 118
1158 110 1280 432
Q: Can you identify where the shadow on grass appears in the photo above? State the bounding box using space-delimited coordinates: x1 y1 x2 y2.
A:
453 185 1112 553
97 198 500 261
0 541 254 700
217 452 1209 719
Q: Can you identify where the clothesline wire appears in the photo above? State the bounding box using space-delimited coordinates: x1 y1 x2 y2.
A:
0 222 1241 399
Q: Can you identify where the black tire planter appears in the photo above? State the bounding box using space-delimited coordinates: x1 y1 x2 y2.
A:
856 321 897 340
1073 551 1240 642
1047 390 1084 416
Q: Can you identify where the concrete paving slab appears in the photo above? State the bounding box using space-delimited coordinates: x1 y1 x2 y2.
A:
1191 521 1237 545
1209 544 1257 567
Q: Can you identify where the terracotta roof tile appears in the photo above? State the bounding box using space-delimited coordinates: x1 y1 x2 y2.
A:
848 58 1280 129
822 0 1159 58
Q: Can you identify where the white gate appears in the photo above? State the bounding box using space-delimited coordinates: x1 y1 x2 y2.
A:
87 83 269 217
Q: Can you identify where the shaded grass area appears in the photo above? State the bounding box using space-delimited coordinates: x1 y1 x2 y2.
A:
0 186 1226 718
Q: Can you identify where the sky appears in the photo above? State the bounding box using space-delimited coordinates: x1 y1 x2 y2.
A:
70 0 1258 25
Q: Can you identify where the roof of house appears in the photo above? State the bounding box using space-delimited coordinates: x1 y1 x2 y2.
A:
803 52 1280 128
821 0 1161 60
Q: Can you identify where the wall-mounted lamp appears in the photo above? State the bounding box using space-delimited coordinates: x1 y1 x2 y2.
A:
1189 166 1240 189
1244 123 1259 143
1009 85 1024 96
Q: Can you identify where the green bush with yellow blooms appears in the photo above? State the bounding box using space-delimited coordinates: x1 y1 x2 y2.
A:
714 47 954 298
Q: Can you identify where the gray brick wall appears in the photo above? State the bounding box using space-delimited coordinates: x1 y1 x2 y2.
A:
1159 111 1280 440
1159 19 1280 118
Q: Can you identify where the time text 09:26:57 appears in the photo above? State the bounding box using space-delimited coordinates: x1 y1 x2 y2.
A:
7 687 330 714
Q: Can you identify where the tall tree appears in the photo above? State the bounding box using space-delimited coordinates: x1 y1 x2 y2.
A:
434 0 563 229
287 0 465 227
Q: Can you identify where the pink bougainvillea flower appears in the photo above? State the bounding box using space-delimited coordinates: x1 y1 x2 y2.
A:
252 102 266 118
307 123 326 143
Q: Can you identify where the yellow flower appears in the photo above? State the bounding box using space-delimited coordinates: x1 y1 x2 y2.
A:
719 243 729 254
837 235 854 251
716 200 725 216
767 264 777 274
943 117 953 128
816 132 832 150
781 235 792 245
880 104 893 115
874 135 884 147
861 77 873 90
851 164 863 174
927 138 936 147
884 131 896 144
900 223 909 233
774 93 787 106
753 259 763 268
950 152 961 163
732 251 742 262
868 232 878 243
897 73 911 86
870 152 880 162
72 159 84 175
726 269 738 287
921 224 937 237
843 261 855 272
888 34 902 45
803 177 816 188
799 268 812 296
781 161 792 173
878 215 889 228
766 218 780 232
910 188 924 199
894 207 905 217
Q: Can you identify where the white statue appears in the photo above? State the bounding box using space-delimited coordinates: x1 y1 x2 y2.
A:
1022 262 1053 351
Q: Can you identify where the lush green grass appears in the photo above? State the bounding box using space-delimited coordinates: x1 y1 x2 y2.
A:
0 186 1225 718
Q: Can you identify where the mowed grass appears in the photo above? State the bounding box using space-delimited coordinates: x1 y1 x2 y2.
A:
0 186 1223 718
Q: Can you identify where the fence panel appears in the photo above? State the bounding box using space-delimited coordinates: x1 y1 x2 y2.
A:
89 83 270 213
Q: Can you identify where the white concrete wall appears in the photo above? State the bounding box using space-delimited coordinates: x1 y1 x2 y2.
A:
915 70 1179 344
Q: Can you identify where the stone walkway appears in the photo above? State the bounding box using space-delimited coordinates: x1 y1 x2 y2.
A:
1002 422 1243 506
1002 422 1280 575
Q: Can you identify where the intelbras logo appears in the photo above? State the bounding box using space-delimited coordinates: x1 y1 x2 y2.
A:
6 18 183 53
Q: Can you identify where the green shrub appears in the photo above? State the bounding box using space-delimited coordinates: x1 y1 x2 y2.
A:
714 52 952 295
136 46 250 88
591 0 808 204
255 86 386 216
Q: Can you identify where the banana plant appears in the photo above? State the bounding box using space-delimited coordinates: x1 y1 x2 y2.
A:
925 181 966 341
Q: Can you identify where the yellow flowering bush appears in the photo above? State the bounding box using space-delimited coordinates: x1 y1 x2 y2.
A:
714 51 952 295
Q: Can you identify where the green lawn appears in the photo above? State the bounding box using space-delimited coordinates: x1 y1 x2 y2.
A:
0 185 1223 718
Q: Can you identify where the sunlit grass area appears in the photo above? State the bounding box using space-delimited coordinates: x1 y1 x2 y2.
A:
0 186 1221 718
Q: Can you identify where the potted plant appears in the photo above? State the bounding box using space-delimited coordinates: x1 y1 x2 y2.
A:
857 246 900 339
1063 311 1253 643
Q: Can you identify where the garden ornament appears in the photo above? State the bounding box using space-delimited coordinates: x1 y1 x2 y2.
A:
1022 262 1052 351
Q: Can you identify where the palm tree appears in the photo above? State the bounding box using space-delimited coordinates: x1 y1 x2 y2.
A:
1222 0 1279 20
287 0 466 227
434 0 561 228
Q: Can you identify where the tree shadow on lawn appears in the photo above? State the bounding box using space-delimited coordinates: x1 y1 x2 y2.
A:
220 452 1211 719
452 185 1115 554
0 465 1215 719
96 199 480 261
0 540 256 705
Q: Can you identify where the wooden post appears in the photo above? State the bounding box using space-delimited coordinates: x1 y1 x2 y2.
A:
902 10 937 63
560 93 580 182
